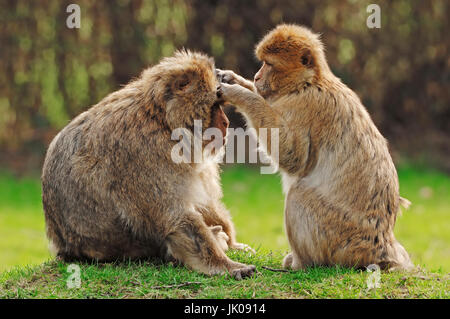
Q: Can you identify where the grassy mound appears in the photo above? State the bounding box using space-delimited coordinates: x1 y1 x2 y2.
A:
1 250 448 299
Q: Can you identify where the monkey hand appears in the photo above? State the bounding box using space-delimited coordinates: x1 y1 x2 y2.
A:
216 69 256 92
230 242 256 254
216 69 240 84
231 264 257 280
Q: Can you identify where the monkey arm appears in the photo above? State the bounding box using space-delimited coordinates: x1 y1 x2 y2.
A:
219 83 310 173
218 83 277 131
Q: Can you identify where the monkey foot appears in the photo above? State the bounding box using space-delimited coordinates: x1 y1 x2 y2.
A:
231 265 256 280
282 252 293 269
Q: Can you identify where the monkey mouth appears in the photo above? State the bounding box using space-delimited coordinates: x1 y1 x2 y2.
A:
209 101 229 147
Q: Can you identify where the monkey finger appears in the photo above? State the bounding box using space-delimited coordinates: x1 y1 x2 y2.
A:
216 85 223 99
222 73 235 84
216 68 231 84
215 68 223 82
216 69 237 85
231 242 256 255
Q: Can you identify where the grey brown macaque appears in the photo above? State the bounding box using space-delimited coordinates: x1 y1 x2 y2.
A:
42 50 255 279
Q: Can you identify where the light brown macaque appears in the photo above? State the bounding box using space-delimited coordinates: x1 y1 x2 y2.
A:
42 50 255 279
218 24 413 271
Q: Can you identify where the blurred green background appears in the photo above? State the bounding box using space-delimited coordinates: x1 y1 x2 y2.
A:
0 0 449 272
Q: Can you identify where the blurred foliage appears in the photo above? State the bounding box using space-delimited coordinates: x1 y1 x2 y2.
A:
0 0 448 171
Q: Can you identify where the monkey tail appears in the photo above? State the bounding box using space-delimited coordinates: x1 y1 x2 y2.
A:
397 197 411 216
399 197 411 209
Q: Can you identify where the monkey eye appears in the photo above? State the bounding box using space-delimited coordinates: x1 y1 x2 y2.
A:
301 56 309 65
265 61 273 67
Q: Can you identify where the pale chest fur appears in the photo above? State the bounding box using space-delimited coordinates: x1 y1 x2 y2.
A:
281 147 338 198
281 170 298 195
300 148 336 197
185 159 221 210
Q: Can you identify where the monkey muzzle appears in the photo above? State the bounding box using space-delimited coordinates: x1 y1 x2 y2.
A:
210 102 229 146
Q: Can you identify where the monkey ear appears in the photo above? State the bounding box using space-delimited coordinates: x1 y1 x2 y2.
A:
300 49 314 68
173 73 191 91
210 225 223 234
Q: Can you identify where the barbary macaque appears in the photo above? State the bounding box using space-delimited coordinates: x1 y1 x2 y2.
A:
218 24 413 271
42 50 255 279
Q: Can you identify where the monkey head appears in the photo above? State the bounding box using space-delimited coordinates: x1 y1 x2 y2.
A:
144 50 228 141
254 24 326 98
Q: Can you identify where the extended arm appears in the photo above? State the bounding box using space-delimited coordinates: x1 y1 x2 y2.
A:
219 83 311 175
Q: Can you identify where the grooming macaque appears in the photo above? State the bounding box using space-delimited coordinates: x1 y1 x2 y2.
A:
42 50 255 279
218 24 413 270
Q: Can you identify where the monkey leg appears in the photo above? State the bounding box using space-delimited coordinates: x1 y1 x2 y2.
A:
166 213 256 279
199 204 255 253
283 187 320 270
284 184 372 269
383 240 414 271
284 184 365 269
284 184 413 270
210 225 229 252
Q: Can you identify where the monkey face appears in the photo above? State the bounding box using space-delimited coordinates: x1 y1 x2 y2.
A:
163 65 218 131
208 103 229 146
254 61 275 98
254 53 315 98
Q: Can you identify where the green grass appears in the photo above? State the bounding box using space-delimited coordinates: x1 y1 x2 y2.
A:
0 172 50 272
394 164 450 273
0 251 448 298
0 164 449 298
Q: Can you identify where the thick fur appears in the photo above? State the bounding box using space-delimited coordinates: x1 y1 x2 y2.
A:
218 24 413 271
42 50 255 278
